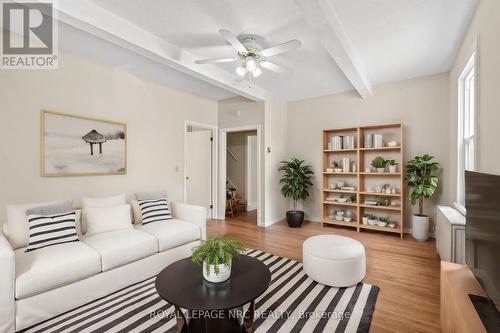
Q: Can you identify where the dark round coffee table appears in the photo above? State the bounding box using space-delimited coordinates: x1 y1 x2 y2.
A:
155 254 271 333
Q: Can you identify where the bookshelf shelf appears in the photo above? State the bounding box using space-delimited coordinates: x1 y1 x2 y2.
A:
322 123 404 238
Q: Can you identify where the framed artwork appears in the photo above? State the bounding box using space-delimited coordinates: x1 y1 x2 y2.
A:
40 110 127 176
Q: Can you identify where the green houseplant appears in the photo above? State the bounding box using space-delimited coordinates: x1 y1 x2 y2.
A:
387 160 398 173
279 158 314 228
192 236 245 283
405 154 440 241
371 157 388 173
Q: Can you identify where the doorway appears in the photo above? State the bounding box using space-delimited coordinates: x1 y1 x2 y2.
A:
184 121 218 219
219 125 262 226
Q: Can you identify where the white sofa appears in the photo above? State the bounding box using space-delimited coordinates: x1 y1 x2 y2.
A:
0 202 207 333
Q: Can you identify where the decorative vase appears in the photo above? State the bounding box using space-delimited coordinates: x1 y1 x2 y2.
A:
376 168 385 173
388 165 397 173
412 215 429 241
362 217 368 224
286 210 304 228
203 261 231 283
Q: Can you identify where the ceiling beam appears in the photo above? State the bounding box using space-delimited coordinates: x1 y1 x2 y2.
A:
294 0 372 98
37 0 266 101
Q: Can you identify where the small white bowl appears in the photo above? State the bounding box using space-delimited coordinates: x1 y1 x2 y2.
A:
337 197 348 203
378 221 388 227
343 217 352 222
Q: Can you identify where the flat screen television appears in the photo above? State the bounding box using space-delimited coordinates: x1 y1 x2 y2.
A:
465 170 500 312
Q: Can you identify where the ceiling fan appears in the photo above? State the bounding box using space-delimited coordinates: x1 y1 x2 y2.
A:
195 29 301 79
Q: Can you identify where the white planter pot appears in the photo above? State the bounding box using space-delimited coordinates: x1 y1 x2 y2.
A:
412 215 429 241
334 168 343 173
388 165 397 173
362 217 368 224
376 168 385 173
203 261 231 283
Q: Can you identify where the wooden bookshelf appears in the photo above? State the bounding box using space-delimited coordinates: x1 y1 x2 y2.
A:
322 123 404 238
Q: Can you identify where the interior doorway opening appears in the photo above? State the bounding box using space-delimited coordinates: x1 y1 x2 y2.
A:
219 125 262 226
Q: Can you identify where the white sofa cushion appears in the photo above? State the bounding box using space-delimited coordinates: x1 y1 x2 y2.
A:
4 200 75 250
82 229 158 271
84 204 133 236
136 219 200 252
15 241 101 299
81 194 127 234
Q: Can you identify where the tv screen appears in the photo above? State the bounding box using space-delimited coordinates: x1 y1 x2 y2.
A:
465 171 500 312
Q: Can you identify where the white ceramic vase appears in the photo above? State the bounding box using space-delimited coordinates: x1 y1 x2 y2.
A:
376 168 385 173
203 261 231 283
412 215 429 241
388 165 397 173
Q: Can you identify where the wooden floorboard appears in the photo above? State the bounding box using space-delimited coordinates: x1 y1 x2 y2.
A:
208 213 441 333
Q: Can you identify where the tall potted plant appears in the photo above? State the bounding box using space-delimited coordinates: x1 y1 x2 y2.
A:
279 158 314 228
405 154 440 241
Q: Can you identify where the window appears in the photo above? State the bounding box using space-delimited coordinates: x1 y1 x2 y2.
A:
457 53 476 209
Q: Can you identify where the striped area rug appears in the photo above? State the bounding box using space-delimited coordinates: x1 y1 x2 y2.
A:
19 249 379 333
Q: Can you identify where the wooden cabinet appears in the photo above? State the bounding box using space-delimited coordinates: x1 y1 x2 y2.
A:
440 261 487 333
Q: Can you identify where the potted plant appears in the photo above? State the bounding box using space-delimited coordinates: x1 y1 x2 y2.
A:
368 215 378 225
350 194 357 203
362 214 369 224
405 154 440 241
331 160 343 173
371 157 388 173
279 158 314 228
378 216 388 227
375 197 389 206
191 236 245 283
388 160 398 173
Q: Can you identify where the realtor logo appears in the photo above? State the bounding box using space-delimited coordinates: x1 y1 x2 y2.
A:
1 0 58 69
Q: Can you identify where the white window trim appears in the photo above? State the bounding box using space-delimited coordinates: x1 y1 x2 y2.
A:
457 52 476 208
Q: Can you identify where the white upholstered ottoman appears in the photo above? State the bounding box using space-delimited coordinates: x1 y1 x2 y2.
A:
303 235 366 287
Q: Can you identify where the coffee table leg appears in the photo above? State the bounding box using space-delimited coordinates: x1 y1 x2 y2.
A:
175 306 187 333
242 300 255 333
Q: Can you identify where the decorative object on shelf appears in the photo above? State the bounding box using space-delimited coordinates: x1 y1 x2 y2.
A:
375 197 389 206
191 236 245 283
373 134 384 148
342 157 351 173
331 135 343 150
388 222 396 228
388 160 398 173
406 154 440 241
387 140 399 147
331 160 343 173
362 215 369 224
336 181 346 188
350 194 357 203
41 110 127 176
371 156 388 173
378 217 389 227
390 200 400 207
335 210 345 221
365 167 372 173
363 134 373 148
344 136 356 149
352 162 357 172
279 158 314 228
368 216 379 225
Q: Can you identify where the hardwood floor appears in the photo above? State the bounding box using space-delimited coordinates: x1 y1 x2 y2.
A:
207 217 441 333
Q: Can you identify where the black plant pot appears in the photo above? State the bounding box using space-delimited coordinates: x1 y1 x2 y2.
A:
286 210 304 228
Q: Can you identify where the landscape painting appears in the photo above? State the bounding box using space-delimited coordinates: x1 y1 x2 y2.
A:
41 110 127 176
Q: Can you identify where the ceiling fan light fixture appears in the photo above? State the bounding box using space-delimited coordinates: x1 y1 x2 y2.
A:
236 65 247 77
252 67 262 77
246 58 257 72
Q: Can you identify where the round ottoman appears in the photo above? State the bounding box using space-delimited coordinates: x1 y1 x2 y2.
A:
303 235 366 287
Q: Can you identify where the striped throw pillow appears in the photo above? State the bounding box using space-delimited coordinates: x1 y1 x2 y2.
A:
138 198 173 225
26 211 79 252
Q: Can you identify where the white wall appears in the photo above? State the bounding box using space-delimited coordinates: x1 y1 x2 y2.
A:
264 96 289 226
288 74 450 230
448 0 500 203
0 50 217 224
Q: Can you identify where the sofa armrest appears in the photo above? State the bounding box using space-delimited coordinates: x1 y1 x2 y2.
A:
171 203 207 240
0 231 15 333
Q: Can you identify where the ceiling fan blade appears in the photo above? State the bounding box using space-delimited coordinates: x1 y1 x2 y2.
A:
261 61 292 75
195 58 238 64
260 39 301 57
219 29 248 53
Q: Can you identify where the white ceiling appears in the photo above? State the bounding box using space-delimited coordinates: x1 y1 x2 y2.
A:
69 0 476 101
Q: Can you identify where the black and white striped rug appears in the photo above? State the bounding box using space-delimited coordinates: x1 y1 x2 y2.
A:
19 249 379 333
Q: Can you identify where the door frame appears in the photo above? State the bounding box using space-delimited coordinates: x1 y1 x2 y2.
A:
246 134 258 211
219 125 263 226
184 120 218 219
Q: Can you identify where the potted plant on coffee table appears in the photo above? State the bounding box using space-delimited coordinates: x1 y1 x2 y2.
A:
405 154 440 241
279 158 314 228
191 236 245 283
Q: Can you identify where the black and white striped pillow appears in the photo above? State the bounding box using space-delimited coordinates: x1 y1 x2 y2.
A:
138 198 173 225
26 211 79 252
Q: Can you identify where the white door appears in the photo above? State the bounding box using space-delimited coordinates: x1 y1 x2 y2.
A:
246 135 258 211
185 130 212 217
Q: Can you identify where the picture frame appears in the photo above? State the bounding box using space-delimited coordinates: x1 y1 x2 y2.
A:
40 110 128 176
